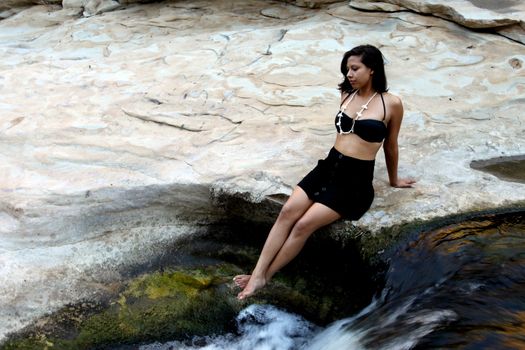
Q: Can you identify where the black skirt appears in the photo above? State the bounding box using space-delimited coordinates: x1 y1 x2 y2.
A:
297 147 375 220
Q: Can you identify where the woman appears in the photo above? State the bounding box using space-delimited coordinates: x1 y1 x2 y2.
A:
234 44 415 300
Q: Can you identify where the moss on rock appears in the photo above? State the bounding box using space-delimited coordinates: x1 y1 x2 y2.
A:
1 265 244 350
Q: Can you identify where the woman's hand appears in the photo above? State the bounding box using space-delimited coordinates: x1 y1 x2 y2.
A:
391 178 416 188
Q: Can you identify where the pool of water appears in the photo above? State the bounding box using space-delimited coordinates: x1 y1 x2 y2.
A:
471 155 525 184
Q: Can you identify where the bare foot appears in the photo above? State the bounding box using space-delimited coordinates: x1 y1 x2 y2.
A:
233 274 251 289
237 276 266 300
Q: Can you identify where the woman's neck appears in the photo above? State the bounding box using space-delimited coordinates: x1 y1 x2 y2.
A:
357 86 376 98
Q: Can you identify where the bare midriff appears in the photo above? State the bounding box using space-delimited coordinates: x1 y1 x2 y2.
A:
334 133 383 161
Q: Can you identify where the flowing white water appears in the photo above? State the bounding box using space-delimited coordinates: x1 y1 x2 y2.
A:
305 289 456 350
140 304 318 350
140 293 455 350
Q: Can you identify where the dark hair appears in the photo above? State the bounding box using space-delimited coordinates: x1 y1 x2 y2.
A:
338 44 388 94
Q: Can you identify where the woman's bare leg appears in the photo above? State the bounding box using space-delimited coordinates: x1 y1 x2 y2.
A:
234 187 313 296
237 203 340 300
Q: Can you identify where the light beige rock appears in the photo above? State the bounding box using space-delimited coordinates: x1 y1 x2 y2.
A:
65 0 119 16
497 22 525 46
286 0 344 8
67 0 344 16
0 0 524 341
350 0 404 11
353 0 525 43
0 0 60 11
360 0 524 27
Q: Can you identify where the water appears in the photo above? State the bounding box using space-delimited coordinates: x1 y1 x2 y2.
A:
470 156 525 184
141 305 318 350
142 211 525 350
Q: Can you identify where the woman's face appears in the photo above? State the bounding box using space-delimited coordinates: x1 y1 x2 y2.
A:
346 55 373 90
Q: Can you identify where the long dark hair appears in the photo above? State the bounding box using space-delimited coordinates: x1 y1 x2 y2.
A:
338 44 388 94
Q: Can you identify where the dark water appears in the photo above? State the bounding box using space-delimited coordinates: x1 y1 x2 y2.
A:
143 211 525 350
471 156 525 184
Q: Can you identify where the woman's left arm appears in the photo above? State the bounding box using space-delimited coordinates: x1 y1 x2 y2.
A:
383 95 416 188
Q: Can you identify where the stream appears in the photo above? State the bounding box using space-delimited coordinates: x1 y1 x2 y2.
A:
142 211 525 350
2 211 523 350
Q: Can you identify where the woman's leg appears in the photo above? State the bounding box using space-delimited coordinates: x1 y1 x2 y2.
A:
237 202 340 299
233 187 313 293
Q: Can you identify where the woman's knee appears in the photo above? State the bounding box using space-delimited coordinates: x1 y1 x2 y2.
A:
289 218 315 240
277 202 302 223
277 188 312 223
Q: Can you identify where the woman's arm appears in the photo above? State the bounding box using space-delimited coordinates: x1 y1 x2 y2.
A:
383 95 415 188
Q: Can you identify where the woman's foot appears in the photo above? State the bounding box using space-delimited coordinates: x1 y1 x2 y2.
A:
237 275 266 300
233 274 251 289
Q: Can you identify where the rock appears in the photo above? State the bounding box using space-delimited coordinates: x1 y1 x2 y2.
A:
497 22 525 45
284 0 344 8
352 0 525 44
261 5 309 19
359 0 524 28
350 0 404 12
2 231 376 347
0 0 524 342
0 0 61 12
2 267 244 348
509 57 522 70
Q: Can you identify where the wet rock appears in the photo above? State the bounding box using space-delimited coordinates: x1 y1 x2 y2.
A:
1 267 244 349
471 155 525 184
1 230 377 349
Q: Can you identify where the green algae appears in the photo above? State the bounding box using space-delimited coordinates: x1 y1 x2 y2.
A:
126 269 215 299
1 265 243 350
1 245 376 349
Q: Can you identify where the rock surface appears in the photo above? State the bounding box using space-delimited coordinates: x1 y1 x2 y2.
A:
0 0 524 342
350 0 525 44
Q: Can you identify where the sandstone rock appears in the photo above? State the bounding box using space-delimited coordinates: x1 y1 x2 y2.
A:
0 0 61 12
352 0 525 44
261 5 309 19
0 0 61 19
359 0 524 28
62 0 132 16
497 22 525 46
282 0 344 8
350 0 404 12
61 0 343 17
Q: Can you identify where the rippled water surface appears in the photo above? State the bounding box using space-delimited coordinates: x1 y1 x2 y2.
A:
143 211 525 350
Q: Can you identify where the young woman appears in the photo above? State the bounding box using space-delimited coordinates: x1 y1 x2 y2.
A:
234 44 415 300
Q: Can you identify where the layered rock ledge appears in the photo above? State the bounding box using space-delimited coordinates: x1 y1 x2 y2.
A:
3 0 525 44
0 0 524 342
351 0 525 44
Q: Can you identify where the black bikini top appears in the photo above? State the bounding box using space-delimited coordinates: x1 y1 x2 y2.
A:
334 92 387 143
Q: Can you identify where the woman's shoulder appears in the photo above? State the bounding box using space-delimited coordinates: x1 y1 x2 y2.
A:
382 92 404 120
382 91 403 106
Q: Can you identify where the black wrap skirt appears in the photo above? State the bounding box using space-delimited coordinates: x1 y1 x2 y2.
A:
297 147 375 220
